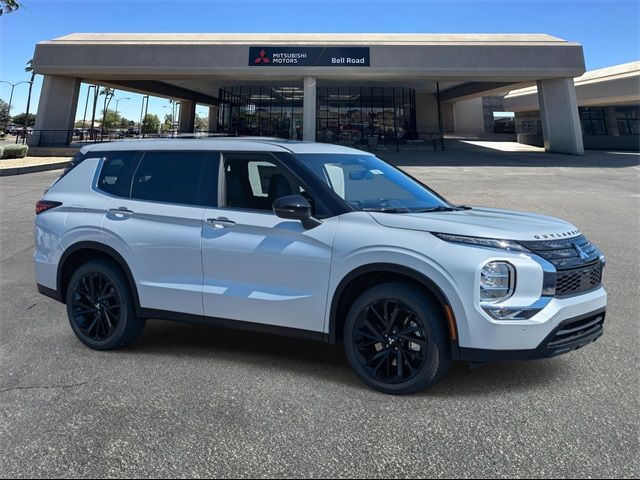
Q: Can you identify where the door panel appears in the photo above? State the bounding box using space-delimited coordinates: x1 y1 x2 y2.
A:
103 199 206 316
99 150 217 317
201 208 339 331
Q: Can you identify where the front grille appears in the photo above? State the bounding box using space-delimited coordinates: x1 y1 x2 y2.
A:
520 235 604 297
544 310 605 355
520 235 601 269
556 261 603 296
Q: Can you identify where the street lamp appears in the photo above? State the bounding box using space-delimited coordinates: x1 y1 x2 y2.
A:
113 97 130 131
0 80 33 133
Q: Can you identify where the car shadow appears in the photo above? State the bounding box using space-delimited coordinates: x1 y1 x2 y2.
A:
125 319 570 395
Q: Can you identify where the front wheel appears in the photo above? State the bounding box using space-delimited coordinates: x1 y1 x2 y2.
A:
343 282 451 395
66 260 145 350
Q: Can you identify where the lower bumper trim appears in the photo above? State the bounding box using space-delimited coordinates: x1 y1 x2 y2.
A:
458 308 606 363
37 283 63 303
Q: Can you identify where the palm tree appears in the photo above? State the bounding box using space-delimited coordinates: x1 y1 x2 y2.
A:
100 87 115 135
0 1 20 16
23 59 35 135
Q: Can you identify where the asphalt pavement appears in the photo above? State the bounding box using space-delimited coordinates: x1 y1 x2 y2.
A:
1 144 638 478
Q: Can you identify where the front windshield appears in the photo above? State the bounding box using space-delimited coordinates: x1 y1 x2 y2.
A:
295 153 452 213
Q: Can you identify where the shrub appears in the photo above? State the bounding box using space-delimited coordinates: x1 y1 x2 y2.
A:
0 146 3 158
1 144 28 159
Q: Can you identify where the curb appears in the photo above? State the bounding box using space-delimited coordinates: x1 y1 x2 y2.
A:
0 161 71 176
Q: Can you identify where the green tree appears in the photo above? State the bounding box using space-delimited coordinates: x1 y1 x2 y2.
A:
0 99 9 125
101 109 122 130
142 113 160 134
10 112 36 127
195 114 208 132
0 0 20 15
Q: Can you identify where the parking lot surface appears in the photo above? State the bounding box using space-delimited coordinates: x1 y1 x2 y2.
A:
1 144 639 478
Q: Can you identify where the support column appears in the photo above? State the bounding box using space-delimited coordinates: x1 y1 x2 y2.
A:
208 106 218 134
29 75 81 147
178 100 196 134
537 78 584 155
303 77 316 142
604 106 619 136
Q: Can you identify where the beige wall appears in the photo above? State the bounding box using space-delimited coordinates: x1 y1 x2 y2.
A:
453 97 485 135
415 93 439 134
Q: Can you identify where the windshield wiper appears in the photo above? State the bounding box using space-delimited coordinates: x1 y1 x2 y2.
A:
416 206 459 213
416 205 472 213
362 207 411 213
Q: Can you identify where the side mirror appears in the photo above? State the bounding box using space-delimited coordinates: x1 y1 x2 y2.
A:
273 194 322 229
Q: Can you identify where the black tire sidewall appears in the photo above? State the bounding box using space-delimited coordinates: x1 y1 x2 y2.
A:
65 259 139 350
344 282 450 395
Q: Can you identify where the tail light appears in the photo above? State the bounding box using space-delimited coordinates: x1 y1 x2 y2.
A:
35 200 62 215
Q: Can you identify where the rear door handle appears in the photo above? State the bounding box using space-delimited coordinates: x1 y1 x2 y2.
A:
205 217 236 228
108 207 134 216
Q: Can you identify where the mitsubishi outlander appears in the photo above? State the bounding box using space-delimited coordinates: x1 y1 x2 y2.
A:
34 139 607 394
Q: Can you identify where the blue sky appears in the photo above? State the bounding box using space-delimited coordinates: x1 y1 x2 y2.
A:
1 0 638 123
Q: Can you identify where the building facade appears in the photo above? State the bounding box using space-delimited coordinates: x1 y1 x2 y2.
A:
504 61 640 151
31 33 587 154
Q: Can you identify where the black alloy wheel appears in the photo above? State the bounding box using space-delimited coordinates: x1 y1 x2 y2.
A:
70 271 121 341
66 260 145 350
354 299 428 384
344 282 451 394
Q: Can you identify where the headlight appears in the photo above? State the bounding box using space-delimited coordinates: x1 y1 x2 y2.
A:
480 261 515 303
432 232 530 253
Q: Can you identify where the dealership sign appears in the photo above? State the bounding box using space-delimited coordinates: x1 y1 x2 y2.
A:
249 47 370 67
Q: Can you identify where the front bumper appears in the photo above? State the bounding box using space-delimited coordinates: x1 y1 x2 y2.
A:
457 307 606 363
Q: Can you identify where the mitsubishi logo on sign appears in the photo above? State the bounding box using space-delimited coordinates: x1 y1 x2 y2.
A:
249 46 370 67
254 49 270 64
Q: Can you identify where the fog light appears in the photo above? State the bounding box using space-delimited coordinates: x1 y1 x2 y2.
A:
480 262 515 303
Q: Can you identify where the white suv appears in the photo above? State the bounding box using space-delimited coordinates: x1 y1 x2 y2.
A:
34 139 607 394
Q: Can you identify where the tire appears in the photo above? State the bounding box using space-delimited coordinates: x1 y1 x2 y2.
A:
65 259 145 350
343 282 451 395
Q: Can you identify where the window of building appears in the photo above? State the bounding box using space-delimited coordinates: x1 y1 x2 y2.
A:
315 86 416 147
517 120 540 135
579 107 608 135
615 106 639 136
217 86 304 140
216 85 417 148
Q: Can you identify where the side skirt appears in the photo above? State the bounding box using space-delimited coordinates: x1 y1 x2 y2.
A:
138 307 328 343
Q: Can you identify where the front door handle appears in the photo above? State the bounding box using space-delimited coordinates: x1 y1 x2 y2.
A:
205 217 236 228
108 207 134 216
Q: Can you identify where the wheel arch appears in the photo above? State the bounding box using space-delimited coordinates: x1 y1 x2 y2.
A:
57 241 141 315
328 263 460 355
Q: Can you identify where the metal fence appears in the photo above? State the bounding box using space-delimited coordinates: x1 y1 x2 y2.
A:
14 129 445 152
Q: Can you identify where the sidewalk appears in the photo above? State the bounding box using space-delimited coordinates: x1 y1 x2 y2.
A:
0 156 72 176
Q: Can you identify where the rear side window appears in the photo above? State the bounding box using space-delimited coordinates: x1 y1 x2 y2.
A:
130 151 215 206
97 151 140 197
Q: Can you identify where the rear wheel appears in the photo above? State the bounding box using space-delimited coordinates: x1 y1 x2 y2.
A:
66 259 145 350
343 282 451 394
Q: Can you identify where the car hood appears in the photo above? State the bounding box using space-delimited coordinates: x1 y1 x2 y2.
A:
368 207 581 242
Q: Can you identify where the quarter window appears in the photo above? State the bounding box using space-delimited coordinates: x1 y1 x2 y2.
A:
97 151 139 197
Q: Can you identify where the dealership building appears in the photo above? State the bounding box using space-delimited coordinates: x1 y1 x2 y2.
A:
31 33 590 154
504 61 639 151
